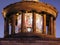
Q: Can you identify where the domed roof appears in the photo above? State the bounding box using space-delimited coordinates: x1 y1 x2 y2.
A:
2 1 58 18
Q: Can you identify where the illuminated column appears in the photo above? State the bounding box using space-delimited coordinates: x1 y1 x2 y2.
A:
4 18 9 38
33 12 36 32
42 14 46 34
21 11 25 32
53 20 56 36
50 17 54 35
48 16 53 35
11 15 16 36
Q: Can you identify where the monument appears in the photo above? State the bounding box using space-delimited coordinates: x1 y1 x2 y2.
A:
1 0 60 45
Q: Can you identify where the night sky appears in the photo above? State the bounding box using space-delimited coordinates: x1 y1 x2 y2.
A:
0 0 60 38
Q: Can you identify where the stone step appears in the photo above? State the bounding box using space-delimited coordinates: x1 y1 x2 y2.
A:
0 38 60 45
0 40 60 45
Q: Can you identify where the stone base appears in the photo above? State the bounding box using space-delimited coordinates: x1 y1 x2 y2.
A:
0 38 60 45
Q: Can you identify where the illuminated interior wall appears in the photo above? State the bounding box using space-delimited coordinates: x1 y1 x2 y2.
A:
15 13 43 33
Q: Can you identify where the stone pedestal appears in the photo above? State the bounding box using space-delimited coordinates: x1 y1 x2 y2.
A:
0 38 60 45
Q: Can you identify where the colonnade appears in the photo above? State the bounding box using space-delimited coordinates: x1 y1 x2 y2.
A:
4 10 56 38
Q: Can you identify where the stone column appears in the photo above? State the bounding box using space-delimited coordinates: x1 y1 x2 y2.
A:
50 17 54 35
21 11 25 32
42 14 46 34
11 15 16 36
33 12 36 32
48 16 53 35
53 20 56 37
4 18 9 38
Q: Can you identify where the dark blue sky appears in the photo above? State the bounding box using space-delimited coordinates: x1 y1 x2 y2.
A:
0 0 60 38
